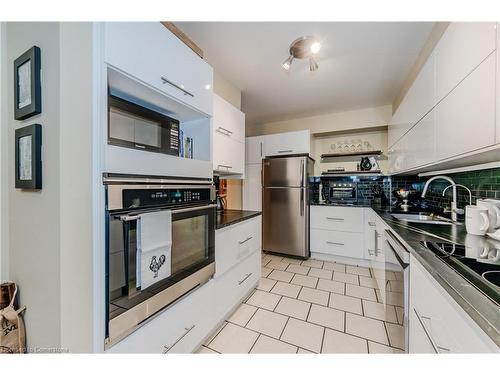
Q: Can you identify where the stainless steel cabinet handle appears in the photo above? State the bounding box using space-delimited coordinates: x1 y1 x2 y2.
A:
278 150 293 153
238 273 253 285
161 76 194 97
413 308 450 353
216 127 232 136
368 221 376 227
162 325 196 353
326 241 344 246
326 217 344 221
260 142 263 157
238 236 253 245
134 144 146 149
217 164 233 170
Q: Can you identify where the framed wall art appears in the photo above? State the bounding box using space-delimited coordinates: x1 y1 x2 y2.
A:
14 46 41 120
15 124 42 190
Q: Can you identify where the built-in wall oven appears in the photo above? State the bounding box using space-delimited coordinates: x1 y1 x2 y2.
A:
104 174 216 348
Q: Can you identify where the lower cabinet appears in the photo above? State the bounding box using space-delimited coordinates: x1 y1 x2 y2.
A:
106 279 216 353
409 254 498 353
310 206 364 260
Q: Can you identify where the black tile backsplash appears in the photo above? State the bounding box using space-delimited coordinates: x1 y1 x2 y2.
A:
311 167 500 220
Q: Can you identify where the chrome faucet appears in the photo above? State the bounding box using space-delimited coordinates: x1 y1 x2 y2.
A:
421 175 459 222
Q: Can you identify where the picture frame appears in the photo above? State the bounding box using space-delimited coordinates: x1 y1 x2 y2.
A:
15 124 42 190
14 46 41 120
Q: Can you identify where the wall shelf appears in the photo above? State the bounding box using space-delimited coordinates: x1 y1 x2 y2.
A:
321 150 386 163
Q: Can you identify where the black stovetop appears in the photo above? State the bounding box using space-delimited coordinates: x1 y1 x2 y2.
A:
421 241 500 305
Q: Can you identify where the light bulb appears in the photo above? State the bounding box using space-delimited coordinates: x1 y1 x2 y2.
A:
282 55 293 71
310 41 321 54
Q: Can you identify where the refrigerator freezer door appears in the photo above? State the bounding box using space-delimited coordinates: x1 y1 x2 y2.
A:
262 156 306 188
263 187 309 258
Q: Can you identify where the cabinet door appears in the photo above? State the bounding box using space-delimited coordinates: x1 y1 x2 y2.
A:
213 94 245 143
104 22 213 116
246 136 265 164
404 109 436 170
243 164 262 211
264 130 310 157
213 132 244 175
435 22 496 102
409 308 438 353
435 53 496 161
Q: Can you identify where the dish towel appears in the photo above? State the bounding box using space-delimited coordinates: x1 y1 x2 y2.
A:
136 210 172 290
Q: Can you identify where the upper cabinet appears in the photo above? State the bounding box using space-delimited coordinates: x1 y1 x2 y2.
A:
263 130 312 157
245 136 265 164
212 94 245 176
388 22 499 175
435 22 497 102
104 22 214 116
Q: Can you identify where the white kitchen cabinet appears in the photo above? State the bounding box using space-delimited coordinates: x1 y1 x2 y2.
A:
409 254 498 353
404 109 436 170
213 131 245 175
243 164 262 211
212 94 245 176
107 280 215 353
215 216 261 277
264 130 311 157
213 248 261 321
435 22 497 102
246 136 265 164
104 22 213 116
213 94 245 143
310 206 365 260
435 53 496 161
388 52 436 148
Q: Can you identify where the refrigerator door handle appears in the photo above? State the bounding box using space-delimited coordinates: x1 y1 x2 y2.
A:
300 188 304 216
300 159 304 188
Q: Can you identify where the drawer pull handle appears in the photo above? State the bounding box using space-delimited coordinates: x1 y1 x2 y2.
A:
326 217 344 221
217 164 233 170
162 325 196 353
161 76 194 98
326 241 344 246
216 126 233 136
413 308 449 353
278 150 293 153
238 236 253 245
238 273 253 285
368 221 376 227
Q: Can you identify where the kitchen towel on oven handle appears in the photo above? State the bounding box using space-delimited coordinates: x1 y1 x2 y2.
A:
136 210 172 290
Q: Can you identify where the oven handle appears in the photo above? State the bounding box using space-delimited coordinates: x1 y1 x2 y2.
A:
118 204 217 221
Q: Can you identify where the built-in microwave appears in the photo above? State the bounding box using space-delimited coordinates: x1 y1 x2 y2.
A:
104 174 216 348
108 94 180 156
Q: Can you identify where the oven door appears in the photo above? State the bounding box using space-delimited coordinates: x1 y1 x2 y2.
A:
106 203 215 346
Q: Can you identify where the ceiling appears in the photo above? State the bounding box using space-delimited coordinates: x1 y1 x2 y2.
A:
176 22 434 126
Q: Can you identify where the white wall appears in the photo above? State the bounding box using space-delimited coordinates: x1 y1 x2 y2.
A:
0 23 8 283
246 105 392 137
2 22 95 353
5 22 62 351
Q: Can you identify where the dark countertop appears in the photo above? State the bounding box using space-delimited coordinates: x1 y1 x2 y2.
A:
315 202 500 346
216 209 262 230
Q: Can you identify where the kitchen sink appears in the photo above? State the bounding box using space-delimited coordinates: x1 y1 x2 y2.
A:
391 213 456 225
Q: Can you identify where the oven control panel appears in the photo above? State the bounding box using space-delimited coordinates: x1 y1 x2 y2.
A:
122 188 212 209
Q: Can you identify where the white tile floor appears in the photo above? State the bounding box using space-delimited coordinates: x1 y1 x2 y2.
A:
198 253 405 354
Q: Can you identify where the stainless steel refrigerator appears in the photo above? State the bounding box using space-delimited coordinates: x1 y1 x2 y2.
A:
262 155 314 259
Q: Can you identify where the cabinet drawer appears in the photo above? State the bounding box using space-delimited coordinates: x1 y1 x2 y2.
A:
214 250 261 319
311 228 364 259
311 206 364 233
410 256 497 353
215 216 262 277
107 281 214 353
104 22 213 116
